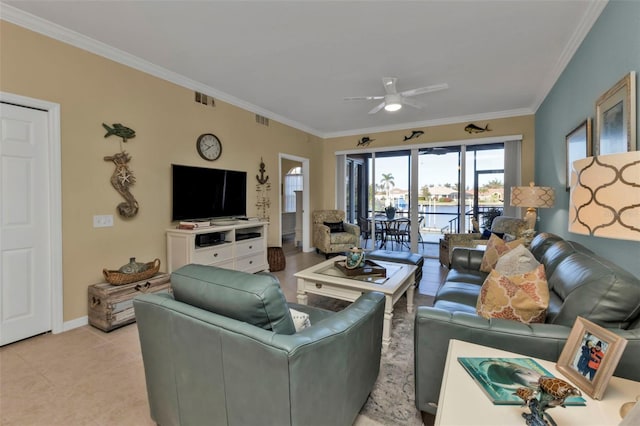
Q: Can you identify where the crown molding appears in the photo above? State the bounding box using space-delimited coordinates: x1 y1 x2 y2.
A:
531 0 608 111
0 4 323 137
322 108 534 139
0 3 556 141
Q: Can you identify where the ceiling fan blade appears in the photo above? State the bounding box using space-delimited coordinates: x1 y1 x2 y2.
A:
402 97 425 109
344 95 384 101
368 102 386 114
400 83 449 97
382 77 398 94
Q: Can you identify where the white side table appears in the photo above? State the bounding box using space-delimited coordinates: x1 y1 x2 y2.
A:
435 340 640 426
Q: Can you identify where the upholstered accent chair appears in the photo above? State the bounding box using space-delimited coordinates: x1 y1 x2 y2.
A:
440 216 531 266
312 210 360 257
134 264 385 426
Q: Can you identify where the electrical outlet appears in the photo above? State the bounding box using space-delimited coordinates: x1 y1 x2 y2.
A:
93 215 114 228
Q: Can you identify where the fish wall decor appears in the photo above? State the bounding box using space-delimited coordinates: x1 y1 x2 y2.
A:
464 123 491 134
102 123 136 142
403 130 424 141
357 136 375 147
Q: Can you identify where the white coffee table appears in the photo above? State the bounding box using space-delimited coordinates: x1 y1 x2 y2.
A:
294 256 416 349
436 339 640 425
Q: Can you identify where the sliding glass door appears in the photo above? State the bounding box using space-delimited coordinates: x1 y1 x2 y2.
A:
418 147 462 238
465 144 505 231
343 139 513 257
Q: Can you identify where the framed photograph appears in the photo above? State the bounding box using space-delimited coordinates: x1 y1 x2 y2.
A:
556 317 628 400
565 118 592 191
594 71 636 155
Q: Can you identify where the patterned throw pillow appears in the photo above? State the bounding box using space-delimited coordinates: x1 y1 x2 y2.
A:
323 221 344 233
476 264 549 324
495 244 540 276
289 308 311 332
480 233 524 273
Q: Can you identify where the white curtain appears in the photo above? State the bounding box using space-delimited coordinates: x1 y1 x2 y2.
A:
335 154 346 211
502 139 522 217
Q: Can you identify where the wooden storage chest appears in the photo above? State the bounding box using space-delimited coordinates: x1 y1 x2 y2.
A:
88 273 171 332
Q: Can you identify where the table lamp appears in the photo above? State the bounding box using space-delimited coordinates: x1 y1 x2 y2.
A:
569 151 640 241
510 182 555 230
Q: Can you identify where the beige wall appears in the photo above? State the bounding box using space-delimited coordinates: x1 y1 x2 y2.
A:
1 22 535 324
321 115 535 208
1 22 324 321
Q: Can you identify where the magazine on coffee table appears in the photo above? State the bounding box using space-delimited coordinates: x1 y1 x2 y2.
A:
457 357 586 406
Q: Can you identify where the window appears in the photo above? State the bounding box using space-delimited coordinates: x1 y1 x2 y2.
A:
284 167 303 212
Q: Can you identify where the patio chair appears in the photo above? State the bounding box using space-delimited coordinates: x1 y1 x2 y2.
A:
358 216 372 248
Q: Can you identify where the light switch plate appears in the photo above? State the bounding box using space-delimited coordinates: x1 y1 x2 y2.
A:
93 215 114 228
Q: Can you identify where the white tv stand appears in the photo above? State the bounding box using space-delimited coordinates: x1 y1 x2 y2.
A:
166 221 269 273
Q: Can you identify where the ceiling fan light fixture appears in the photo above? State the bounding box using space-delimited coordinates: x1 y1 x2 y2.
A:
384 94 402 112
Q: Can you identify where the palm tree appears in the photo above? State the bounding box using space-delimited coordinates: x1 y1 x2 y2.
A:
380 173 395 206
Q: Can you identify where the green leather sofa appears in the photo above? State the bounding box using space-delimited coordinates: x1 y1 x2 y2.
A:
133 264 385 426
415 232 640 415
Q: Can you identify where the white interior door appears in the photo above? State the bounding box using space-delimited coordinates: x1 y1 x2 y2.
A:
0 103 51 345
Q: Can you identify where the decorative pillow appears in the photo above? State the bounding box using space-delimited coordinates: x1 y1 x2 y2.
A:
289 308 311 332
495 244 540 276
482 229 505 240
476 264 549 323
480 233 524 272
503 233 516 242
324 221 344 233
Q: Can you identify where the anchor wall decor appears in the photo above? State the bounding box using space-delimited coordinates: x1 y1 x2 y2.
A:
255 157 271 221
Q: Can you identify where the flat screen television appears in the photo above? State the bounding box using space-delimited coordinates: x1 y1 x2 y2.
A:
171 164 247 221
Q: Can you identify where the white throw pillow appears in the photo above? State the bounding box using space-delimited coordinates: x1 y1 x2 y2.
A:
495 244 540 276
289 308 311 332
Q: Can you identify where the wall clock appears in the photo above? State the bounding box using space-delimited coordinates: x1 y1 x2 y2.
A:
196 133 222 161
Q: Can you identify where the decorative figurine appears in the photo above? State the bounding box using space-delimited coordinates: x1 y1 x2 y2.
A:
256 157 269 184
255 158 271 221
118 257 148 274
515 376 582 426
403 130 424 141
102 123 136 142
101 122 139 218
464 123 492 134
357 136 374 147
345 247 366 269
104 151 139 218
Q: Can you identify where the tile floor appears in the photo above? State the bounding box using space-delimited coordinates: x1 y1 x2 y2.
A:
0 250 447 426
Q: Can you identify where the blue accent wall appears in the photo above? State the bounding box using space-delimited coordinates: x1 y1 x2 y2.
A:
535 0 640 277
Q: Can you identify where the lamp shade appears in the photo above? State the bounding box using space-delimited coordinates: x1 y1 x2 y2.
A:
569 151 640 241
510 183 555 208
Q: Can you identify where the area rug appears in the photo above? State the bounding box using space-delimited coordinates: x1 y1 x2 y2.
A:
307 292 434 426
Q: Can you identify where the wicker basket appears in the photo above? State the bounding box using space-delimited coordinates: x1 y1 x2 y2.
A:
102 258 161 286
267 247 286 272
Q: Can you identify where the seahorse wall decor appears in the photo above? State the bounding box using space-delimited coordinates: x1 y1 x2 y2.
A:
101 122 139 218
104 151 139 218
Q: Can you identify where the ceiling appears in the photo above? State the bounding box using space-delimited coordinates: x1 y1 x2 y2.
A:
2 1 606 138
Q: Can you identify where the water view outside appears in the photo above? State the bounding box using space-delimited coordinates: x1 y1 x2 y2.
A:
369 147 505 235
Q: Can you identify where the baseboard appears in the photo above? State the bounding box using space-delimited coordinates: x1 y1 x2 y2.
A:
62 315 88 332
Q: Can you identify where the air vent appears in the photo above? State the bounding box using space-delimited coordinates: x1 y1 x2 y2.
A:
255 114 269 126
194 91 215 107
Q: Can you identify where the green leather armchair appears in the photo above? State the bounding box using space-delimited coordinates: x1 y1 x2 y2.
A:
134 264 385 426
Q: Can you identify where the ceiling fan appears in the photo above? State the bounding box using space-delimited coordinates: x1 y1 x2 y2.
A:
344 77 448 114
